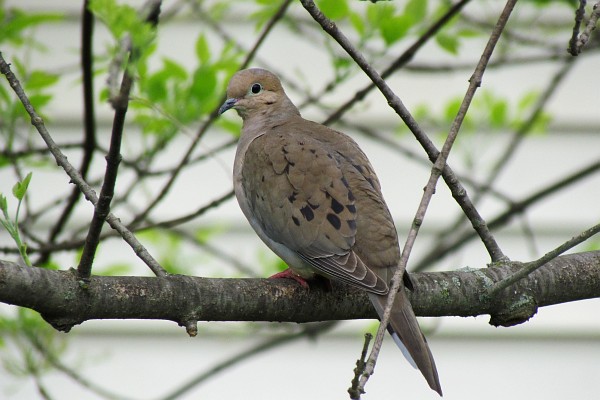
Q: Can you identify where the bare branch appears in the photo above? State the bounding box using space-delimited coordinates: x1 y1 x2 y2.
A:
322 0 472 125
416 158 600 269
489 221 600 295
569 1 600 55
0 252 599 332
299 0 506 265
356 0 518 392
128 0 292 230
0 52 167 278
38 1 98 266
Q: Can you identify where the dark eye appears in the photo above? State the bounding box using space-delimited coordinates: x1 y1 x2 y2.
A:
251 83 262 94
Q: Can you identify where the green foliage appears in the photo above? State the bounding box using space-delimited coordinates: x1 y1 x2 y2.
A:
0 309 65 378
138 229 192 274
435 32 460 55
0 0 589 388
0 173 33 266
88 0 155 50
365 0 429 45
132 33 241 143
0 3 62 148
250 0 287 30
257 249 289 276
317 0 350 21
0 3 62 47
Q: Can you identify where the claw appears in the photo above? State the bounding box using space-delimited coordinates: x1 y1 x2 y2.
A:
269 268 310 289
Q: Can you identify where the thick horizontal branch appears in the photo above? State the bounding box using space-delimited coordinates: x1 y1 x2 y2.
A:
1 251 599 333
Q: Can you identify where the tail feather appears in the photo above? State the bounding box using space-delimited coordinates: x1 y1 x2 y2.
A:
368 291 443 396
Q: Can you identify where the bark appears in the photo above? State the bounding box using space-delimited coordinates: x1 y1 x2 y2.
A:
1 251 599 333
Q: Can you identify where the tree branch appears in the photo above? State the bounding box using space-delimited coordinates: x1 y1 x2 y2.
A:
38 1 98 267
415 158 600 269
0 52 167 278
299 0 507 264
1 251 599 333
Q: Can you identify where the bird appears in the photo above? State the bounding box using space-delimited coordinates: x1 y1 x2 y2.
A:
219 68 442 396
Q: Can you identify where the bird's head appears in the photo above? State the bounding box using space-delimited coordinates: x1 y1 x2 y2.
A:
219 68 299 121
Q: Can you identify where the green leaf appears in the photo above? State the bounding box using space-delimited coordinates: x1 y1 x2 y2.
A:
89 0 155 50
436 32 460 55
517 90 539 112
444 97 463 123
0 194 7 215
217 117 242 137
405 0 427 23
490 100 507 128
380 14 413 45
349 11 365 36
24 70 59 90
195 34 211 64
0 9 63 46
317 0 350 20
27 93 53 110
190 66 218 103
367 3 395 26
162 58 188 82
12 172 32 201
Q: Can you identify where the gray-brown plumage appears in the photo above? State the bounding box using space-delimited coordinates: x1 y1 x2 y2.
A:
219 68 442 396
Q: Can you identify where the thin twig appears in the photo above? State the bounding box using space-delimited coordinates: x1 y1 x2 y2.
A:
77 63 132 280
27 332 138 400
158 322 336 400
301 0 507 264
348 333 372 399
77 1 162 280
489 221 600 295
323 0 472 126
413 57 577 272
416 158 600 269
345 122 513 204
141 190 234 230
568 0 588 55
0 53 167 277
301 0 515 395
39 0 98 266
128 0 292 230
574 1 600 54
358 0 517 394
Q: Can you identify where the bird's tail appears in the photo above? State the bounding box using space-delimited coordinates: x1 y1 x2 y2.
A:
368 291 443 396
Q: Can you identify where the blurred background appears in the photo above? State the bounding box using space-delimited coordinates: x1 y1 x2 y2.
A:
0 0 599 399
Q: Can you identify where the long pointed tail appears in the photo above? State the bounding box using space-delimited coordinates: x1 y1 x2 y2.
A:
368 291 442 396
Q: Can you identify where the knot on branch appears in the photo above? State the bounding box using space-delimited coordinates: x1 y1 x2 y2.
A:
489 293 538 327
41 314 81 333
182 319 198 337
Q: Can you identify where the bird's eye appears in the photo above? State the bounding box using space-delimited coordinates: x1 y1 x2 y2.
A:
250 83 262 94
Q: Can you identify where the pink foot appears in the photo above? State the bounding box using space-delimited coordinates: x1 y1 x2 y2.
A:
269 268 310 289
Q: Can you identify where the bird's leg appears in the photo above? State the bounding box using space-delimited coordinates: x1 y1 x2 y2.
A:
269 268 310 289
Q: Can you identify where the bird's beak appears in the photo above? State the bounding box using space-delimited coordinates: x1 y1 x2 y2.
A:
218 98 238 115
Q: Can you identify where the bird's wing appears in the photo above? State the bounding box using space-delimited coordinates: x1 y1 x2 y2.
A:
240 120 395 294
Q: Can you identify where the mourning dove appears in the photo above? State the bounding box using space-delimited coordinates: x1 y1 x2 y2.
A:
220 68 442 396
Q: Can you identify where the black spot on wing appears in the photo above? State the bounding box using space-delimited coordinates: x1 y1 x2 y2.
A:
340 176 350 188
347 190 355 202
326 213 341 230
300 205 315 221
292 216 300 226
330 196 344 214
347 219 356 230
346 204 356 214
288 191 297 203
